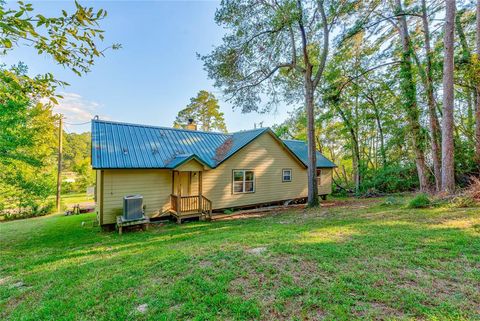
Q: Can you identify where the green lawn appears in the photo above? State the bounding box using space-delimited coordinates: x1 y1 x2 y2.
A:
60 193 95 209
0 199 479 320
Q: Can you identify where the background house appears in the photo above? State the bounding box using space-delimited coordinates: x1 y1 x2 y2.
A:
92 119 336 225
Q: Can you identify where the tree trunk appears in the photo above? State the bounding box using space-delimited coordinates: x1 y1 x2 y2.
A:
352 137 361 194
421 0 442 191
396 0 430 192
368 95 387 169
475 0 480 164
334 104 360 194
441 0 456 194
305 77 319 207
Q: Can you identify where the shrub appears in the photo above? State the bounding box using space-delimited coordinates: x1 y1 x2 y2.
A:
448 196 477 208
408 194 431 208
38 200 56 215
466 176 480 201
360 165 419 194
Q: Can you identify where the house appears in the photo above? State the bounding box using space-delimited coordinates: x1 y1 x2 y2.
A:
91 119 336 226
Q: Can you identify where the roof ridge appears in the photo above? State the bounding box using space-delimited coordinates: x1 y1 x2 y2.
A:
92 119 230 136
231 127 269 134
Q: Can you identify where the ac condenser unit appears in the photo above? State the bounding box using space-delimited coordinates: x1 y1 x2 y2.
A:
123 195 143 221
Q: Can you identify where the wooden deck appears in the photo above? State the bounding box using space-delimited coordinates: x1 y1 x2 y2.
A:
170 194 212 223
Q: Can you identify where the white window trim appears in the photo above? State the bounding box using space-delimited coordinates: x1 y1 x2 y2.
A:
282 169 292 182
232 169 255 194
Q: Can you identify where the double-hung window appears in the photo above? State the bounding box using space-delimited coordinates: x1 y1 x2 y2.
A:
282 169 292 182
233 170 255 193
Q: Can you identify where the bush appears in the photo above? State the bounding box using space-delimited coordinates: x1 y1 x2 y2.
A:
38 200 56 214
466 176 480 201
0 199 57 221
408 194 431 208
448 196 477 208
361 165 419 194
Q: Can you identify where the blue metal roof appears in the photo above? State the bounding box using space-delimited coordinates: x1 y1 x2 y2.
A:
91 119 335 169
282 140 336 168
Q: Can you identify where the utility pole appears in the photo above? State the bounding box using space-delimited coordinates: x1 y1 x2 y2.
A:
56 115 63 213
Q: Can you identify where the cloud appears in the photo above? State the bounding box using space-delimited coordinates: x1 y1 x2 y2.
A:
53 92 103 123
50 92 108 133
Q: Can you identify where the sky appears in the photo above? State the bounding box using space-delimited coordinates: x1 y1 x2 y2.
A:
2 0 293 133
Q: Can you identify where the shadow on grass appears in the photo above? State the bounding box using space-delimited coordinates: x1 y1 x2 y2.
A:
1 206 479 320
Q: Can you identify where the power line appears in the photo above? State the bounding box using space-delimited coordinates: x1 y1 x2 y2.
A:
63 120 91 126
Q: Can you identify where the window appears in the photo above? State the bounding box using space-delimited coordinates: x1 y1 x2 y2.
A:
282 169 292 182
233 170 255 193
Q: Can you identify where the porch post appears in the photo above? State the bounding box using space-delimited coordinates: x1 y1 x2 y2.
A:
198 171 202 212
176 196 181 216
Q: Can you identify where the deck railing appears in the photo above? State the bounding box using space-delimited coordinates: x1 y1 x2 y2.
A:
170 194 212 216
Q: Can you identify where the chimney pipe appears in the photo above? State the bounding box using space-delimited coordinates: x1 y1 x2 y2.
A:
186 118 197 131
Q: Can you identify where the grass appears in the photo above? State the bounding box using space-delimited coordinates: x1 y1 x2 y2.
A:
0 199 479 320
60 193 95 208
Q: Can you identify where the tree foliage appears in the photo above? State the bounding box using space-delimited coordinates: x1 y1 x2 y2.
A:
62 132 94 193
173 90 227 132
203 0 357 206
273 0 480 195
0 65 56 213
0 1 113 214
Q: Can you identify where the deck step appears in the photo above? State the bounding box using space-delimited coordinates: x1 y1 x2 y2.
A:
171 211 211 223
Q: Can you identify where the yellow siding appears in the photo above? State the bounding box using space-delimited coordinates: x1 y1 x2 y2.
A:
176 159 205 172
191 172 200 195
318 168 333 195
101 169 172 224
97 132 334 224
202 132 310 209
95 170 102 224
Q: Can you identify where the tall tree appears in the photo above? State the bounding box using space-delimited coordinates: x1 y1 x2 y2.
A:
442 0 456 193
0 1 114 212
173 90 227 132
475 0 480 164
421 0 442 191
203 0 353 207
395 0 430 192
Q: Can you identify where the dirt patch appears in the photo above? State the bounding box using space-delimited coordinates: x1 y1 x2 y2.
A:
212 205 306 222
136 303 148 314
211 199 382 224
246 247 267 255
10 281 26 289
394 266 480 313
228 253 332 320
0 276 11 286
198 260 213 268
321 198 380 208
353 301 405 320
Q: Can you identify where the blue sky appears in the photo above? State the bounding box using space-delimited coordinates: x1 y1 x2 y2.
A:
2 0 292 133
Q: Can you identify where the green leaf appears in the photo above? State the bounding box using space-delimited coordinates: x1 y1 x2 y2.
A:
3 39 12 49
